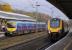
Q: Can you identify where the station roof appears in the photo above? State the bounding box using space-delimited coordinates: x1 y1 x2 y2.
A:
46 0 72 19
0 11 36 21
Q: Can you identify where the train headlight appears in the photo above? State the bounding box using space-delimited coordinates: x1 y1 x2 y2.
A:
48 30 51 34
58 30 62 33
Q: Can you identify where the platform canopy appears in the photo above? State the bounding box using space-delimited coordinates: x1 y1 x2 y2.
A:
0 11 36 21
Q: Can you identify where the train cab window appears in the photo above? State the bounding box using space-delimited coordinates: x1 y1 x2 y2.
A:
7 23 15 28
50 19 60 28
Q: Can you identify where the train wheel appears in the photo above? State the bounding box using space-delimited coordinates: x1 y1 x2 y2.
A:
50 33 59 42
5 32 13 36
24 31 29 34
5 32 10 36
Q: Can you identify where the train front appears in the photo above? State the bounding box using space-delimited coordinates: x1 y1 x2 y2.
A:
5 21 17 36
48 18 63 33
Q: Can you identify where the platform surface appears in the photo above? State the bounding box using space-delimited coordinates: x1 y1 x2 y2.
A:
0 32 5 37
45 32 72 50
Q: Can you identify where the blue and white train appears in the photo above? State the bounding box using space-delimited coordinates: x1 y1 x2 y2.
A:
5 20 46 36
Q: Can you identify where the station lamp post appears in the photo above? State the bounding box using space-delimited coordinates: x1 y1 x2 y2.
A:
35 1 40 32
50 7 57 18
35 1 40 21
50 7 54 18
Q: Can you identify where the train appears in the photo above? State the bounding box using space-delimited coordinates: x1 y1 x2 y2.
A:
3 18 69 41
47 18 69 40
4 20 46 36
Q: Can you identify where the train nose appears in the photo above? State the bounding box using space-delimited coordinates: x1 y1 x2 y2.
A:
48 30 51 34
7 28 16 32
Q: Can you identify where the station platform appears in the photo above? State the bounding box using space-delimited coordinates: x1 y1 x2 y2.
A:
0 32 5 38
45 32 72 50
0 32 49 50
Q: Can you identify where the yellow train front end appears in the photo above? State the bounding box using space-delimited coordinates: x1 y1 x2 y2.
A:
48 18 63 33
7 28 16 32
5 21 16 36
47 18 64 40
48 20 63 33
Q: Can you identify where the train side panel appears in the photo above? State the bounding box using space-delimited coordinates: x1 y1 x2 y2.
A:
5 21 46 36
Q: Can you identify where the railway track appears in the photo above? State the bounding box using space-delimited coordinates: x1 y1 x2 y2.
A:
0 32 50 50
0 31 67 50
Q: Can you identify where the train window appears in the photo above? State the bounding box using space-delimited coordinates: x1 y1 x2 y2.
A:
50 19 60 28
7 23 15 28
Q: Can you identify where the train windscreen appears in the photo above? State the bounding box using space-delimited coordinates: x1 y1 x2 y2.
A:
7 22 16 28
50 18 60 28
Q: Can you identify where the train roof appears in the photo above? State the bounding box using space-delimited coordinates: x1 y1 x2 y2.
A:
8 20 46 24
0 11 36 21
36 22 46 24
